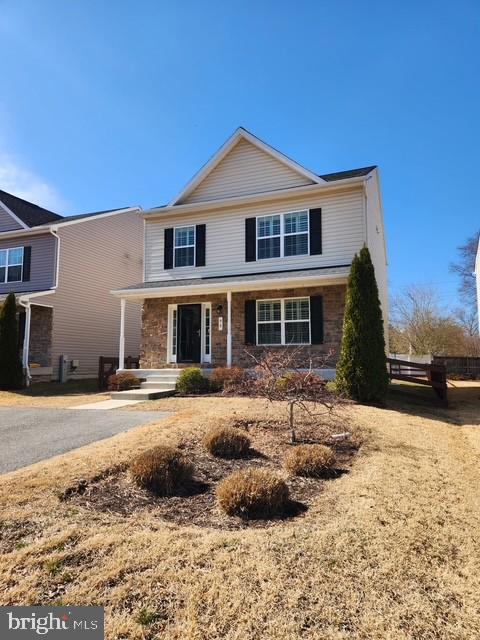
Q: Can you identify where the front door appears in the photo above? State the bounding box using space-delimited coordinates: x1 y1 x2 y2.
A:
177 304 201 363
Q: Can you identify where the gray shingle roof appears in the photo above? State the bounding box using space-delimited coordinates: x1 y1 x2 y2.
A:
319 166 377 182
0 190 62 227
122 265 351 291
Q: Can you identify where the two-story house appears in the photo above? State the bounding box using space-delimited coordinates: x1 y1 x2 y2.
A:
0 190 143 382
113 128 387 381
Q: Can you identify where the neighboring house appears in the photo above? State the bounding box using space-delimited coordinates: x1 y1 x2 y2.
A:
0 189 143 382
113 127 387 375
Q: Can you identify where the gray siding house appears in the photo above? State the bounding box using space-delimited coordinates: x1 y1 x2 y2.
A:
0 190 143 382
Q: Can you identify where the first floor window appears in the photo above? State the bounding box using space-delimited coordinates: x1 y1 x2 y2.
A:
256 297 310 345
174 226 195 267
0 247 23 283
171 308 177 356
204 305 211 356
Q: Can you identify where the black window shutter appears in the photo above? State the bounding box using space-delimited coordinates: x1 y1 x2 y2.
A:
245 218 256 262
245 300 256 345
22 246 31 282
164 228 174 269
195 224 206 267
310 296 324 344
309 208 322 255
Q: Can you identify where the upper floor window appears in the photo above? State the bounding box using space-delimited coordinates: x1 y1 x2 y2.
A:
0 247 23 283
256 210 309 260
174 226 195 267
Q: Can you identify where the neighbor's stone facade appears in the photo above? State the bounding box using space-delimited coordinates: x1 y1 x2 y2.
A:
140 285 346 369
26 306 53 367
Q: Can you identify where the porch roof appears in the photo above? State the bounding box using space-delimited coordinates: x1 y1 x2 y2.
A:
0 290 55 304
112 265 350 300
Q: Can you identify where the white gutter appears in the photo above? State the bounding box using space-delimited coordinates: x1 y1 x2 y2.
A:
144 175 369 219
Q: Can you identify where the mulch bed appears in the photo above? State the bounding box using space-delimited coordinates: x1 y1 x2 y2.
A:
63 420 360 530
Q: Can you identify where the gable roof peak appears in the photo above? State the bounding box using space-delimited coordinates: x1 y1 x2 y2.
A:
169 127 324 206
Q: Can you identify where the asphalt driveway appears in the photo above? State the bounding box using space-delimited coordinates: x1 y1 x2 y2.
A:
0 407 169 474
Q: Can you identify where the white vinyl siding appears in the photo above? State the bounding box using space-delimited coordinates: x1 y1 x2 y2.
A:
0 233 56 295
145 187 365 281
181 138 314 204
50 212 143 379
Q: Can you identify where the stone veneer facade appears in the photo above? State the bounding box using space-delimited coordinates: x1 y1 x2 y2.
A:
140 284 346 369
27 305 53 367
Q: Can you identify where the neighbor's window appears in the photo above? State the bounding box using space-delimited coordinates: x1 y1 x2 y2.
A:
0 247 24 283
174 226 195 267
256 211 309 259
256 297 310 345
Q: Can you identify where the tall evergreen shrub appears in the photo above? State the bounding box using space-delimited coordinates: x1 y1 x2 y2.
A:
0 293 24 390
336 247 388 403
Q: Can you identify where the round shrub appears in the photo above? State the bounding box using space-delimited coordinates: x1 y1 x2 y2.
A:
107 372 140 391
175 368 210 394
129 445 194 495
284 444 336 478
210 367 245 392
203 426 251 458
216 468 289 519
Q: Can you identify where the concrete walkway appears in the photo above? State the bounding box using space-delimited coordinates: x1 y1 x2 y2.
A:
71 399 142 410
0 407 169 474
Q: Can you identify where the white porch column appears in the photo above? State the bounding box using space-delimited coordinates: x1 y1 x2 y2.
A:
226 290 232 367
119 298 126 370
22 302 32 385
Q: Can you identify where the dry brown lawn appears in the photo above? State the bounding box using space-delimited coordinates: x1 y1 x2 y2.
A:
0 379 108 408
1 383 480 639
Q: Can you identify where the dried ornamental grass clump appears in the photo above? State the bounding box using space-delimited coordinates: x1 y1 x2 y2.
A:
216 468 289 519
284 444 336 478
129 445 194 495
203 426 251 458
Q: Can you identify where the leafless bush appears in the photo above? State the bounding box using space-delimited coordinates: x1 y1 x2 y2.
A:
240 347 347 443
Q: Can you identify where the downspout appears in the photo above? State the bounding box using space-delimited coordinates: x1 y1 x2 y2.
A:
18 298 32 386
49 225 60 290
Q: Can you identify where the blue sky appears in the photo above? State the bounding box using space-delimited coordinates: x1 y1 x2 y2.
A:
0 0 479 310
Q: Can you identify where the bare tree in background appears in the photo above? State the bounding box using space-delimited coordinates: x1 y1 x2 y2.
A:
450 230 479 312
391 285 468 355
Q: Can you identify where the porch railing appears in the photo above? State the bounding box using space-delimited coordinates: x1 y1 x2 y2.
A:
98 355 139 390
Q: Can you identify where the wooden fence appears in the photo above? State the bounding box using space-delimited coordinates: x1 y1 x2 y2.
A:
432 356 480 380
98 356 140 390
387 357 448 406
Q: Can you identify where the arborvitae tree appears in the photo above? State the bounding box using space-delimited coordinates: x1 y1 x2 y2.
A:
0 293 24 390
336 246 388 403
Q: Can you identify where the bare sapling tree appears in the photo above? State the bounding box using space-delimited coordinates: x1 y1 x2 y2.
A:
242 346 345 443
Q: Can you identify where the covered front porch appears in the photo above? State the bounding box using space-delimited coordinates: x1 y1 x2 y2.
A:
1 291 55 384
114 266 349 376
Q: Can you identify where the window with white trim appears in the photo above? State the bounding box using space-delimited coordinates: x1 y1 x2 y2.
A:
204 305 211 356
256 210 309 259
256 297 310 345
174 226 195 267
0 247 24 283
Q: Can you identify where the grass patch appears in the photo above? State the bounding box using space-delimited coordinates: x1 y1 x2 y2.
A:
0 386 479 639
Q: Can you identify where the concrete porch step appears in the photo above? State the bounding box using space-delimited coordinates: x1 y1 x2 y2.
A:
141 381 177 390
143 375 179 384
111 388 175 401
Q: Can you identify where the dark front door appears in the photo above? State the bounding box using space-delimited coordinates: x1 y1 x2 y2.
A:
177 304 201 363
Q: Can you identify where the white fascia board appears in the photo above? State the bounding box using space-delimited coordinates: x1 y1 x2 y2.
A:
147 175 366 220
0 289 56 304
0 199 30 230
168 127 323 206
112 272 349 300
52 206 142 228
0 226 54 239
